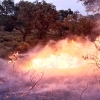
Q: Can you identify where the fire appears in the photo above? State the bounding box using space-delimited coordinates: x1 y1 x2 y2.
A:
8 51 18 63
32 53 79 69
21 38 95 73
8 37 97 76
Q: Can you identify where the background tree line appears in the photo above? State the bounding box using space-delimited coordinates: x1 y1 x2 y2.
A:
0 0 98 41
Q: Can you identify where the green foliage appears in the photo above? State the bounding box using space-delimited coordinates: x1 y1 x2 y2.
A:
58 9 73 21
58 10 69 21
2 0 15 16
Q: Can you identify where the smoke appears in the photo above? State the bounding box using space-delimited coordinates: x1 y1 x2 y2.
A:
0 36 100 100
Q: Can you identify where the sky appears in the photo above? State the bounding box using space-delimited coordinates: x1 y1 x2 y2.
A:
14 0 87 15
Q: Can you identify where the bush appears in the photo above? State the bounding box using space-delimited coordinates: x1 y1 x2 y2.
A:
16 42 31 53
0 38 4 42
2 35 13 42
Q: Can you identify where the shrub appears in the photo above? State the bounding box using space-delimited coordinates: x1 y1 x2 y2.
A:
16 42 31 53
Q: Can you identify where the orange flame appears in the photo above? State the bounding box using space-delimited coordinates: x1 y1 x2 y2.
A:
17 37 97 77
9 37 98 77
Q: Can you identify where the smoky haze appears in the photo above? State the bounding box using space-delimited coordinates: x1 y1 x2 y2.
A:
0 35 100 100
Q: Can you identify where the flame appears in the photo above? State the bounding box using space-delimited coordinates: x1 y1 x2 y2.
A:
32 53 79 69
8 51 18 63
20 38 96 74
9 37 98 76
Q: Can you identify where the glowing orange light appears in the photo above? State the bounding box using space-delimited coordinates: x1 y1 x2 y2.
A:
8 37 97 77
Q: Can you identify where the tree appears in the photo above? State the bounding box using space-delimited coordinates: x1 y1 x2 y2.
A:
15 0 60 41
58 9 73 21
4 21 14 32
0 0 17 26
68 8 73 15
64 11 95 36
2 0 15 16
48 20 63 37
78 0 100 13
15 1 35 41
32 0 59 39
0 5 4 15
58 10 69 21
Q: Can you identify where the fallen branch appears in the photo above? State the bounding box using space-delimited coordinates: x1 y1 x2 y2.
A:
79 82 88 100
29 71 44 91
